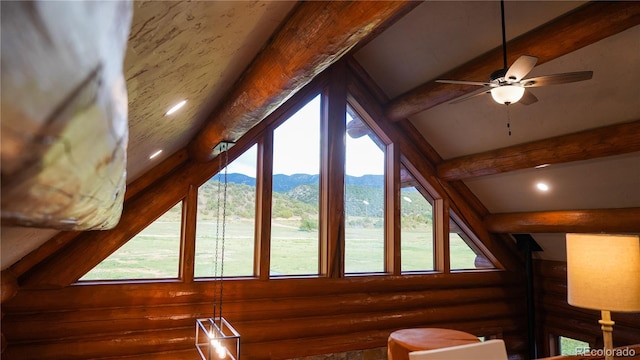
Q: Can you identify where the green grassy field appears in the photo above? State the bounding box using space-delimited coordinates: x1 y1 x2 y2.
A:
82 217 482 281
559 336 590 355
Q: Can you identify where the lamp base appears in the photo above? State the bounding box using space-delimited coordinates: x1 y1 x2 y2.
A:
599 310 615 360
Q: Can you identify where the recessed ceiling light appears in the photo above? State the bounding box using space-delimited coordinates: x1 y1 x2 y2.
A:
536 182 550 192
149 150 163 159
165 100 186 115
535 164 550 169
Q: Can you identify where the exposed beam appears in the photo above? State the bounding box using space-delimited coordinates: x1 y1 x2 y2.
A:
437 120 640 181
188 1 417 162
1 1 133 230
484 208 640 233
385 1 640 121
19 161 191 288
8 149 188 280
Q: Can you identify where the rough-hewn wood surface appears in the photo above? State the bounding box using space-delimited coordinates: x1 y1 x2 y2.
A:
189 1 418 162
384 1 640 121
484 208 640 233
437 120 640 181
1 1 132 230
124 1 297 181
534 260 640 357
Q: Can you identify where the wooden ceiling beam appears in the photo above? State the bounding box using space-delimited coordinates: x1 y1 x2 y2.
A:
1 1 133 230
484 208 640 233
385 1 640 121
437 120 640 181
188 1 418 162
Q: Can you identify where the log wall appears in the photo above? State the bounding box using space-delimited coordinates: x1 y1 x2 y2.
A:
2 272 527 359
534 260 640 357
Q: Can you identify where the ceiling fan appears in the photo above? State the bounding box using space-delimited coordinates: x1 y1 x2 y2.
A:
436 0 593 106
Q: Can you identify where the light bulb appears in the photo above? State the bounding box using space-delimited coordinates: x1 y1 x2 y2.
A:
210 339 227 359
490 85 525 105
149 150 162 159
536 182 549 192
165 100 187 115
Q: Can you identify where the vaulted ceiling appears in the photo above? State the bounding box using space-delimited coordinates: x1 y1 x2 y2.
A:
354 1 640 259
2 1 639 269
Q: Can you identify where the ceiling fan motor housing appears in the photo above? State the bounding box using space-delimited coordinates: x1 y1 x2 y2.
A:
490 68 509 83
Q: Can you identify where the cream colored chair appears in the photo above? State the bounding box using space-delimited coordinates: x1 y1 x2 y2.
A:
408 339 508 360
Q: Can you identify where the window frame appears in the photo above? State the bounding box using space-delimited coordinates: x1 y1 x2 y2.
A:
77 61 506 285
78 199 186 283
343 103 393 275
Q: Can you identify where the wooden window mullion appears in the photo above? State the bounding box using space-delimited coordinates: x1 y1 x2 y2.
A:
180 188 198 282
255 135 273 280
320 62 347 278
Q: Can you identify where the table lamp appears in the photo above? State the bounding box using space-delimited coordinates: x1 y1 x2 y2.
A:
566 233 640 360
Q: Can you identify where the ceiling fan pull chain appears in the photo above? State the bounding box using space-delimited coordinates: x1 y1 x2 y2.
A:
506 105 512 136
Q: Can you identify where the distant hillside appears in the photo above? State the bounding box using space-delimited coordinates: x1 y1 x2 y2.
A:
198 174 432 227
224 173 385 193
226 173 256 187
273 174 319 192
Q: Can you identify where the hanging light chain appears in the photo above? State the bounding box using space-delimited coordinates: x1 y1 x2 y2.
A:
212 152 222 321
218 147 229 327
195 142 238 360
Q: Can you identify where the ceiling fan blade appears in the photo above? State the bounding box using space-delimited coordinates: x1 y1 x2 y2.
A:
449 86 491 104
505 55 538 82
436 79 491 86
521 71 593 87
518 90 538 105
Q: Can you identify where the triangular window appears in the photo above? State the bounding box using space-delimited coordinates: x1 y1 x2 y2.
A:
449 210 495 270
80 201 183 281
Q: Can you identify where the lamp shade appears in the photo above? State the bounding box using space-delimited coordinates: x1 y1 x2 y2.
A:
490 85 525 104
566 233 640 312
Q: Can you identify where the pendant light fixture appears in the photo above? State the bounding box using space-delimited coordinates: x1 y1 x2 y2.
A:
196 141 240 360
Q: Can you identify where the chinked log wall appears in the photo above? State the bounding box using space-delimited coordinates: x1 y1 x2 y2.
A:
534 260 640 357
2 272 526 359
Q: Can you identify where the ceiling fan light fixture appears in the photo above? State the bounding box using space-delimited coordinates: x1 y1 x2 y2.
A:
490 85 525 105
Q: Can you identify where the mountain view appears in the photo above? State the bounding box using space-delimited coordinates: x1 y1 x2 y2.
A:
198 173 433 229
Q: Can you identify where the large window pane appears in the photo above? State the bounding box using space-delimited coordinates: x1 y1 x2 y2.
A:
195 145 257 277
80 202 182 281
270 95 321 276
344 111 385 274
400 165 435 272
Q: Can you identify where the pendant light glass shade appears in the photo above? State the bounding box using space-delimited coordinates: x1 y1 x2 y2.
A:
490 85 525 104
196 317 241 360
